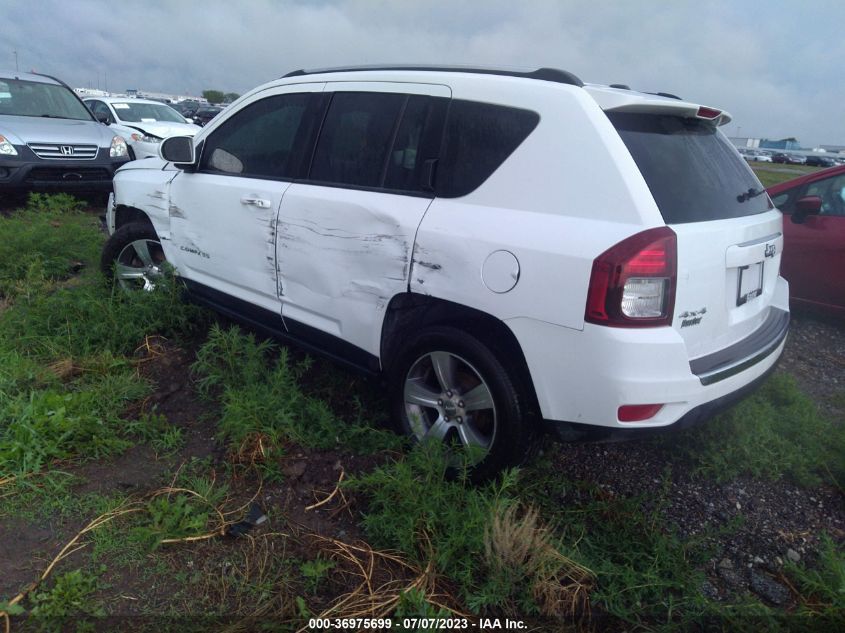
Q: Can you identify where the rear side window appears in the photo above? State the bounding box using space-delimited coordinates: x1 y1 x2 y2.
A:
436 100 540 198
609 113 770 224
310 92 405 188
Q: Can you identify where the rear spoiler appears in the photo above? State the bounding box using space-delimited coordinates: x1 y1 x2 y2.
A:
584 85 732 126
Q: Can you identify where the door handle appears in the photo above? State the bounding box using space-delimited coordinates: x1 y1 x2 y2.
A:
240 195 271 209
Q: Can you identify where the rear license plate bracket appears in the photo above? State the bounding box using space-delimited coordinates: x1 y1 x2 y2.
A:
736 262 764 306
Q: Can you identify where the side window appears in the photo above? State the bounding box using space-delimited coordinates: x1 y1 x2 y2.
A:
309 92 405 188
200 93 316 180
806 174 845 216
88 100 109 121
384 95 447 193
436 100 540 198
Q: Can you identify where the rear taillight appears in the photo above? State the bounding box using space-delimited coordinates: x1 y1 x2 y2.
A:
585 226 677 327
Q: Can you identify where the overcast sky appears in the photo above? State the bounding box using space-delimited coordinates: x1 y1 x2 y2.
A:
4 0 844 147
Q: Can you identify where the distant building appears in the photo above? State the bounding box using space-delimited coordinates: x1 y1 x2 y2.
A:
759 138 801 151
819 145 845 154
729 137 762 148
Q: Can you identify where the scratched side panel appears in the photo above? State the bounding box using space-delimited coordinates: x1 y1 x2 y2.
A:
112 164 179 245
277 184 433 356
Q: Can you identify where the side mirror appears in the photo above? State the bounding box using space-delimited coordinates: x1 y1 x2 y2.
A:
791 195 822 224
159 136 195 167
94 111 110 124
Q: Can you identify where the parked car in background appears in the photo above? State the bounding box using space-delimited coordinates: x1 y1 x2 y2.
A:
84 97 201 159
0 70 129 193
173 100 201 121
192 105 223 126
772 152 806 165
805 155 836 168
102 65 789 478
768 164 845 317
738 148 772 163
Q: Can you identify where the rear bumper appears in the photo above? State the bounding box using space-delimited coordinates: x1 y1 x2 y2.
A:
0 146 129 192
508 276 790 433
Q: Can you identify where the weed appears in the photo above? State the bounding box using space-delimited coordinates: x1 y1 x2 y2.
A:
0 370 150 474
483 503 592 616
519 457 715 628
667 374 845 487
192 325 401 478
299 556 335 594
191 323 275 397
125 411 185 456
27 568 105 623
787 534 845 618
0 195 99 298
350 442 588 617
393 587 453 624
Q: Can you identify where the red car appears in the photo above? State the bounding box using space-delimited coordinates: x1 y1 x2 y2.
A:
768 164 845 317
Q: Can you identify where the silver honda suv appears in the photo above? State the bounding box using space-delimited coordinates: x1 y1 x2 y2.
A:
0 71 130 193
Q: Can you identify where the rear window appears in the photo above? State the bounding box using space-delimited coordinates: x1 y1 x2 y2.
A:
609 112 770 224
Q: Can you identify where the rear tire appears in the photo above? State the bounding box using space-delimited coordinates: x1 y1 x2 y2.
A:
388 326 536 481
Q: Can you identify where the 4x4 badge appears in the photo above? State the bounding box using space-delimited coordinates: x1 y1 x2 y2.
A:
679 307 707 328
764 243 776 258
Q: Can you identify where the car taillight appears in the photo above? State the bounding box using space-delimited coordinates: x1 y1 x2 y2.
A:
585 226 676 327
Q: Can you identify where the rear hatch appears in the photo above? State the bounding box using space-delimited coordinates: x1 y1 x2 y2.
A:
607 108 782 361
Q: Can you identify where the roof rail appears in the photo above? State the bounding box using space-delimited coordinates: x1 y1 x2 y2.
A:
282 65 583 87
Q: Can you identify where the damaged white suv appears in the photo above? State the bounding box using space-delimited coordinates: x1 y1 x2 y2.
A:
103 66 789 479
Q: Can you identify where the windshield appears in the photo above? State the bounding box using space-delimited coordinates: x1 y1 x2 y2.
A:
112 102 186 123
609 112 771 224
0 78 92 120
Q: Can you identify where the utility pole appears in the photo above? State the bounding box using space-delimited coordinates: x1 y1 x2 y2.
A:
13 50 18 72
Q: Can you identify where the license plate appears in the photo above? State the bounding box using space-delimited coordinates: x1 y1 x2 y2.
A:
737 262 764 306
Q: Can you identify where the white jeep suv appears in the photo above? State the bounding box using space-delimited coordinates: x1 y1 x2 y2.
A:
102 66 789 478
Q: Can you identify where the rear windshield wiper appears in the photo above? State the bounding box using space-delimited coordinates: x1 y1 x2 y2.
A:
736 187 765 203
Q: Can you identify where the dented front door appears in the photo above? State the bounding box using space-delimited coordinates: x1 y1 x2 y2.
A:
276 81 450 357
167 83 325 313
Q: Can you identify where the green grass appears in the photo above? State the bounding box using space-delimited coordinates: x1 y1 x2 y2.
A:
666 374 845 487
0 194 101 298
751 163 823 188
192 324 401 479
0 195 209 479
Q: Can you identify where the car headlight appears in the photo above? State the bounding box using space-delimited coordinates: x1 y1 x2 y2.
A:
129 132 161 144
0 135 18 156
110 135 128 158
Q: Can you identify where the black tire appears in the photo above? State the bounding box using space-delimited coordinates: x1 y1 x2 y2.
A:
100 221 167 290
388 326 536 481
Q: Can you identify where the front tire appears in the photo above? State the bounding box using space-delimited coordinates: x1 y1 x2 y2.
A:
100 221 167 291
389 326 536 481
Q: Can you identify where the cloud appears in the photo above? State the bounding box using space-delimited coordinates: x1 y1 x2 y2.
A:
4 0 843 145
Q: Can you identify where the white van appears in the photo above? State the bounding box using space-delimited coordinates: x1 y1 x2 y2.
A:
102 66 789 478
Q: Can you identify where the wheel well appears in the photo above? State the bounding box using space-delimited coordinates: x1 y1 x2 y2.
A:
114 205 155 232
381 293 541 418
